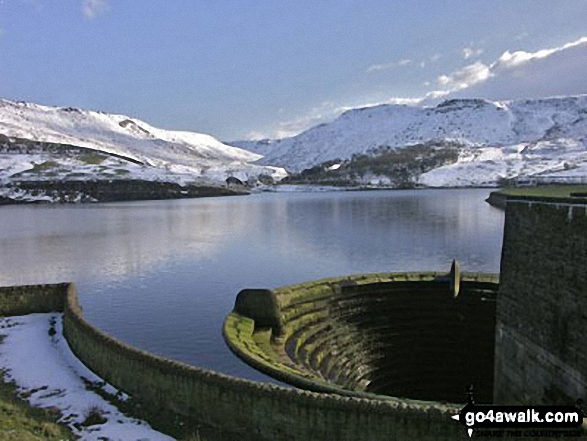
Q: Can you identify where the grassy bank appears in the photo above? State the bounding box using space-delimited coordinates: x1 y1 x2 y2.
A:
486 185 587 209
497 185 587 198
0 374 73 441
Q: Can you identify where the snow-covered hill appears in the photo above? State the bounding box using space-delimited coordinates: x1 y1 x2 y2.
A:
0 99 286 187
254 96 587 186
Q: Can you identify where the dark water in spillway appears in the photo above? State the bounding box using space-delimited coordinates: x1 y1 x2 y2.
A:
0 188 504 381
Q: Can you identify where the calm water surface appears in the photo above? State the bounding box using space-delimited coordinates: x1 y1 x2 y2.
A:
0 189 504 381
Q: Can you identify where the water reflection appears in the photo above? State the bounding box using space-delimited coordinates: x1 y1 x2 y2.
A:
0 201 248 285
0 189 504 380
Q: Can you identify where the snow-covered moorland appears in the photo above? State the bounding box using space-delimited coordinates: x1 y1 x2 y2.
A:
0 99 286 202
245 95 587 187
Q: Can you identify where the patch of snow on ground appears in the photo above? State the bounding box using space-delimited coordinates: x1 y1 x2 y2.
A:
0 313 174 441
419 140 587 187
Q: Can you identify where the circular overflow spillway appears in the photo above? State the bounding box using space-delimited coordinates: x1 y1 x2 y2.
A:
224 268 499 405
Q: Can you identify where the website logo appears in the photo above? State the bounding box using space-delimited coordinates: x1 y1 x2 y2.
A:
451 387 585 438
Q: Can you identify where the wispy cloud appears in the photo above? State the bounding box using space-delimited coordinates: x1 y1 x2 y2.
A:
462 46 484 60
431 36 587 99
420 53 443 68
259 36 587 140
259 101 343 139
255 97 424 139
436 61 491 91
82 0 108 19
369 54 443 73
366 59 412 73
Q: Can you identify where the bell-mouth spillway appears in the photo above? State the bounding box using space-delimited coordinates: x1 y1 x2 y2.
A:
223 269 499 406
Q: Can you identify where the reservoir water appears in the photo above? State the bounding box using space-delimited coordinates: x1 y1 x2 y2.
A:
0 188 504 381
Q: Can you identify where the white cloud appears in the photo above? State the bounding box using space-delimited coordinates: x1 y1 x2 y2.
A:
82 0 108 19
424 90 450 100
366 58 412 73
462 46 484 60
253 102 341 139
258 97 424 139
260 36 587 140
371 54 442 72
436 61 492 91
419 54 442 69
245 131 270 141
433 36 587 100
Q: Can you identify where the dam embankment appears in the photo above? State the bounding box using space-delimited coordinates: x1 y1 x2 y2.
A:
495 196 587 405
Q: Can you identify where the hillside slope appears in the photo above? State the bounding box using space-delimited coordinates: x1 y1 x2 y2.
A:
0 99 286 193
252 96 587 186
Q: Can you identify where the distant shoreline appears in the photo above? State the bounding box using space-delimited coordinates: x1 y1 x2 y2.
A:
0 178 248 205
261 182 498 193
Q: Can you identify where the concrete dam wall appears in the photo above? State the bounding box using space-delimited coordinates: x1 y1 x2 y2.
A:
495 196 587 405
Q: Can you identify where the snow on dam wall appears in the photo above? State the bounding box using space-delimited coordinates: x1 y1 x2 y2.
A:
0 283 466 440
495 197 587 405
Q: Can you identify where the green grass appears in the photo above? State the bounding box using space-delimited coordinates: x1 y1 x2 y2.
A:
0 372 74 440
78 153 107 165
31 161 60 173
497 185 587 198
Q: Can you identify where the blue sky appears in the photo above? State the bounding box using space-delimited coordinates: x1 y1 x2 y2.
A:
1 1 587 140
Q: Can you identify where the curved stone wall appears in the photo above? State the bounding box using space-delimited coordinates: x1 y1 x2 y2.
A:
0 283 470 440
224 272 499 405
54 283 464 440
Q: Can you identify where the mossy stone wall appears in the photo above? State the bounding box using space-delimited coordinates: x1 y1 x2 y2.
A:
0 282 467 440
54 284 465 440
0 284 67 316
495 199 587 405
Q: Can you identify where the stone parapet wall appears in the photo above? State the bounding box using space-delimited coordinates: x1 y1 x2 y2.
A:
0 283 67 316
495 198 587 405
49 283 462 440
